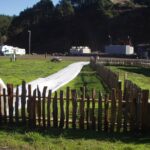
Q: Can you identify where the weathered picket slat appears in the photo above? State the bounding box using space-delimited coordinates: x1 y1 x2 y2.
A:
72 90 77 129
98 92 102 131
7 84 14 124
104 94 109 132
32 90 36 127
28 84 32 126
37 87 41 126
21 81 26 124
42 87 47 128
59 90 65 128
110 89 117 132
66 87 70 129
53 91 58 128
91 89 96 130
136 92 142 132
79 87 85 129
47 90 51 128
86 95 90 129
29 89 36 128
141 90 149 132
123 88 129 132
130 87 136 132
3 88 7 123
117 89 122 132
0 87 2 124
15 86 19 124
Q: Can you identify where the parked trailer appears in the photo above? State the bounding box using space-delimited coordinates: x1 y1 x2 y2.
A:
105 45 134 55
70 46 91 55
0 45 26 56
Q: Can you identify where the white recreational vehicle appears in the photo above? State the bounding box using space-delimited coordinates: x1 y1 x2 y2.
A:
105 45 134 55
0 45 26 56
70 46 91 55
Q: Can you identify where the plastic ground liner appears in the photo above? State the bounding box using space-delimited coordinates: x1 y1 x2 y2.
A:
17 61 89 95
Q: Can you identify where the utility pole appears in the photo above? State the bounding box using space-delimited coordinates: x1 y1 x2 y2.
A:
28 30 31 54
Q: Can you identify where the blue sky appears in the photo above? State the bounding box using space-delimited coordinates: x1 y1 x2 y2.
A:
0 0 59 16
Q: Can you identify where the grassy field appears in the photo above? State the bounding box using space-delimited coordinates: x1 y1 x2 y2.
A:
0 57 75 86
0 56 150 150
0 56 107 93
0 126 150 150
107 65 150 90
59 65 109 95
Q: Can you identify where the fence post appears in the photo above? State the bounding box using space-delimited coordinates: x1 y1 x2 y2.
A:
7 84 14 124
141 90 149 132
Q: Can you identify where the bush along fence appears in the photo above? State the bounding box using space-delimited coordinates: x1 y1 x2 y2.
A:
0 81 150 133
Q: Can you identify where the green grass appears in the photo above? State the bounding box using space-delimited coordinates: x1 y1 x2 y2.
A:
0 58 150 149
107 66 150 90
59 65 109 95
0 57 108 93
0 58 75 86
0 126 150 150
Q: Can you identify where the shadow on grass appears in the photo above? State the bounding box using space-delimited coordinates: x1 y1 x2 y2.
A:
117 66 150 77
1 125 150 145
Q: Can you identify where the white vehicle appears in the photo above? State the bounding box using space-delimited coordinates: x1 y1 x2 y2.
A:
0 45 26 56
70 46 91 55
105 45 134 55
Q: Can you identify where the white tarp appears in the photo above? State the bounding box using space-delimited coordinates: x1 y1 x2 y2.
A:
17 61 89 95
0 78 7 91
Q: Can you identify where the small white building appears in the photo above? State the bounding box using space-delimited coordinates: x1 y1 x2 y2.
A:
70 46 91 55
0 45 26 56
105 45 134 55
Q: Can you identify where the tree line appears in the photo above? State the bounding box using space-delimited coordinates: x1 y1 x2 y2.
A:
1 0 150 53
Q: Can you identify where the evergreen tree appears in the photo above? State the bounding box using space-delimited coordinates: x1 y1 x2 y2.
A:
56 0 74 17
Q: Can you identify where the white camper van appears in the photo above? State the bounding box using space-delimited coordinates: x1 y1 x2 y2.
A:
0 45 26 55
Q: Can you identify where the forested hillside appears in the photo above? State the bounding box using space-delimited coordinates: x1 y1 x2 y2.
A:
0 15 12 44
2 0 150 53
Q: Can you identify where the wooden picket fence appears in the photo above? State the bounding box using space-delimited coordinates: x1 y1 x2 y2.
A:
96 58 150 68
90 59 120 90
0 81 150 133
